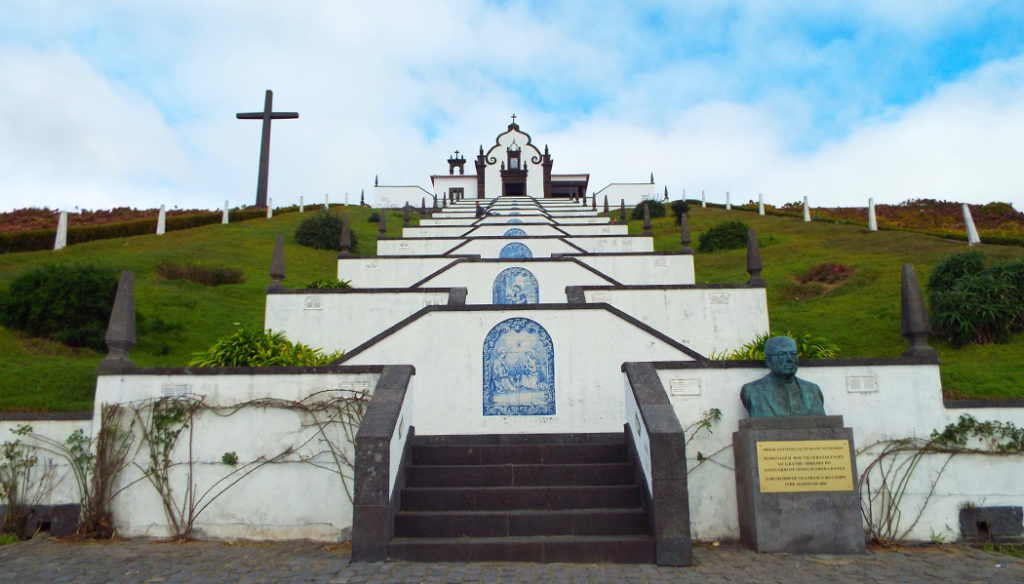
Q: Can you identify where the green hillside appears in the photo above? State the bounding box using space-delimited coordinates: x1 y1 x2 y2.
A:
1 204 1022 412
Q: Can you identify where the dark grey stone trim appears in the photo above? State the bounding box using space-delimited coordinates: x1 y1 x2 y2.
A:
556 238 590 254
442 239 472 256
266 287 459 295
641 355 941 370
0 411 93 421
574 283 765 291
565 286 587 304
352 365 415 562
411 432 623 446
622 363 693 566
337 304 706 364
104 365 389 376
446 288 468 305
945 399 1024 409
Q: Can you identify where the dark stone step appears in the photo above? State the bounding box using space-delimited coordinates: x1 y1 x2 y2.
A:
394 508 649 538
405 462 635 488
389 534 656 563
411 443 627 466
401 484 641 511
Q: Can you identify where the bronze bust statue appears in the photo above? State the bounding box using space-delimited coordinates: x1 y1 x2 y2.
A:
740 336 825 417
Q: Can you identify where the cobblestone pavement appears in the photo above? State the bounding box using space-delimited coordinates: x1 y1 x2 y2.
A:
2 538 1023 584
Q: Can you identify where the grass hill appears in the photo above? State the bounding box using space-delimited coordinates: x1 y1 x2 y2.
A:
1 204 1022 412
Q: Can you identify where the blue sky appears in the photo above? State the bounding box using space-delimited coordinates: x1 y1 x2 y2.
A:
1 0 1023 213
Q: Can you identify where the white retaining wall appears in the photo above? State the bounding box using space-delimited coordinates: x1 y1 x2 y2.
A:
0 419 92 507
337 257 458 287
373 185 434 208
93 371 382 540
649 363 1024 542
573 255 696 286
342 308 695 436
583 287 768 356
265 290 454 353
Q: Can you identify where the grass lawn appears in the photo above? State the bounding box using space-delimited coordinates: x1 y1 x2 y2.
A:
1 203 1022 411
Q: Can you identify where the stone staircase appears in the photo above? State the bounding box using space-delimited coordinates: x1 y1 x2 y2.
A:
388 433 656 563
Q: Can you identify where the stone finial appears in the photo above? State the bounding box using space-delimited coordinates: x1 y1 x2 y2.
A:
54 211 68 250
901 264 938 359
680 212 692 254
591 194 597 210
378 208 387 240
619 199 626 222
643 203 652 236
663 186 669 201
374 174 379 186
338 217 351 257
421 197 426 216
432 195 438 209
268 234 285 291
360 190 365 206
97 271 136 374
650 172 654 184
603 195 609 213
962 203 981 245
746 229 765 285
403 204 410 227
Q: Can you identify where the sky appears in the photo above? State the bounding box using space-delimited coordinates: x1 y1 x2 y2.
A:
1 0 1023 213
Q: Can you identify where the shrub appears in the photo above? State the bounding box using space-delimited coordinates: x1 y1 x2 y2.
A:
303 278 352 289
188 327 343 367
294 211 358 252
366 212 380 223
630 200 666 220
670 199 690 225
0 264 117 351
156 262 244 286
698 220 750 253
927 250 985 293
928 253 1024 346
715 331 839 360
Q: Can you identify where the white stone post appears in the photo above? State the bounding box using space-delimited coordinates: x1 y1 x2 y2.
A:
299 195 304 213
701 190 706 208
868 198 878 231
267 198 273 219
962 203 981 245
802 196 811 222
156 205 166 235
758 193 765 216
54 211 68 250
222 200 229 224
725 191 731 210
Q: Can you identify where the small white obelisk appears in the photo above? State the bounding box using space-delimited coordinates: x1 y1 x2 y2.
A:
963 203 981 245
222 200 229 224
299 195 304 213
802 196 811 222
701 190 706 208
54 211 68 250
868 198 877 231
758 193 765 216
156 205 166 235
267 198 273 219
725 191 731 210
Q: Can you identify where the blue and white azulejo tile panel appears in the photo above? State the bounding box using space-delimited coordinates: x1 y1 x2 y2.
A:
492 267 539 304
504 228 527 237
506 218 523 224
499 242 533 258
483 317 555 416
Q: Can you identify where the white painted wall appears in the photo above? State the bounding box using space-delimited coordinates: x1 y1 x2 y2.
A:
337 257 458 287
373 185 434 208
648 363 1024 542
265 291 452 353
342 308 695 436
445 238 584 258
565 237 655 254
376 238 461 256
417 261 614 304
0 419 92 507
93 371 381 540
431 175 478 200
584 287 768 356
481 128 545 197
574 255 696 286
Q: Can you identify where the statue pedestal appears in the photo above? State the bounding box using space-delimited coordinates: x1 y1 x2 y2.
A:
733 415 864 554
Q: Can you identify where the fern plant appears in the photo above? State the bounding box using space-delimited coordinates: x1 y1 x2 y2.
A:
713 331 839 360
188 327 342 367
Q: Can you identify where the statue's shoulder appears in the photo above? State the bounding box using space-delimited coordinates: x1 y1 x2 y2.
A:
742 373 774 390
796 376 822 390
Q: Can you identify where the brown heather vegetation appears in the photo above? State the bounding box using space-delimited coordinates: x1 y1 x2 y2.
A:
0 207 217 233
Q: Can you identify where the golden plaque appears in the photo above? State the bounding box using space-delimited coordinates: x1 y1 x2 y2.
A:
756 440 854 493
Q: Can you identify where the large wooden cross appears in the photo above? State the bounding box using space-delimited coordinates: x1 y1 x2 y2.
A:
236 90 298 208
